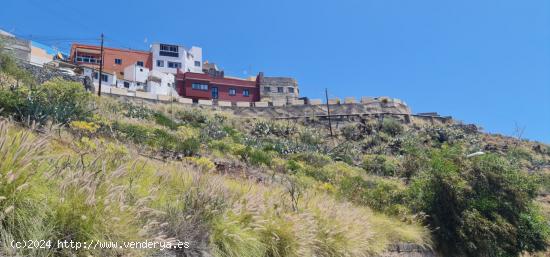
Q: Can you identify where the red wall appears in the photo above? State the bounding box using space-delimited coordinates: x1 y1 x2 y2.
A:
177 72 260 102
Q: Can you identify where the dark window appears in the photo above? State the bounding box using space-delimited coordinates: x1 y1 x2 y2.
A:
115 58 122 65
157 60 164 67
194 61 201 67
168 62 182 69
191 83 208 91
136 61 144 67
93 72 98 79
139 68 143 72
123 81 130 88
288 87 294 93
243 89 250 97
101 74 108 82
159 44 179 57
264 87 271 92
229 88 236 96
277 87 284 93
76 54 100 64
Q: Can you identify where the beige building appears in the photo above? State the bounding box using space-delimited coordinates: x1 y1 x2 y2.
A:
257 72 299 104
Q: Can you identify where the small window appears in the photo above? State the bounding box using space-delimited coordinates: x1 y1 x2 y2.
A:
101 74 109 82
140 68 143 72
264 87 271 92
277 87 284 93
192 83 208 91
157 60 164 67
243 89 250 97
168 62 182 69
137 61 144 67
115 58 122 65
93 72 98 79
288 87 294 93
229 88 236 96
123 81 130 88
194 61 201 67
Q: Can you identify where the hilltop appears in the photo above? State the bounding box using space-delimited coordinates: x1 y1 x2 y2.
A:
0 51 548 257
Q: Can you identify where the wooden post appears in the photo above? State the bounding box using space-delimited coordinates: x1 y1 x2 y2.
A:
325 88 333 137
98 33 104 96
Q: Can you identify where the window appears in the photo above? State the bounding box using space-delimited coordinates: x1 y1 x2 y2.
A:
101 74 108 82
288 87 294 93
136 61 144 67
194 61 201 67
229 88 236 96
191 83 208 91
243 89 250 97
264 87 271 92
277 87 284 93
76 54 101 64
159 44 179 57
115 58 122 65
123 81 130 88
157 60 164 67
93 72 98 79
168 62 182 69
139 68 143 72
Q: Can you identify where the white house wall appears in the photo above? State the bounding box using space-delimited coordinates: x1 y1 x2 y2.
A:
123 64 149 83
151 43 202 74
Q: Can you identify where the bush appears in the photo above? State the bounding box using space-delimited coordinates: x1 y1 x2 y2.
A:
153 112 179 130
0 52 36 86
338 175 408 215
0 79 93 125
381 118 403 136
362 154 399 176
407 147 549 257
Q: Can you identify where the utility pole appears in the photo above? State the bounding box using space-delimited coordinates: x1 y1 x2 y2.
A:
325 88 333 137
98 33 104 97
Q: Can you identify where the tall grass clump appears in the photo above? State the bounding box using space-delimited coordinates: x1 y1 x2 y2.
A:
0 121 53 257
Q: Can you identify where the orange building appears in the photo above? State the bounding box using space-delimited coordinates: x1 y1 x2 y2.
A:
69 43 152 77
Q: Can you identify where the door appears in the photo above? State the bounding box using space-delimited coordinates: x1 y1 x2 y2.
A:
211 87 218 99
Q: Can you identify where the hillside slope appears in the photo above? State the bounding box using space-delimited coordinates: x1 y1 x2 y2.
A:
0 55 548 257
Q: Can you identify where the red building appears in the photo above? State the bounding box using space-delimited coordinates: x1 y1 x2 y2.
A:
176 71 260 102
69 43 152 77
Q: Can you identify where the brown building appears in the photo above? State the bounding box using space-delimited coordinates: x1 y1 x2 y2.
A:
69 43 152 77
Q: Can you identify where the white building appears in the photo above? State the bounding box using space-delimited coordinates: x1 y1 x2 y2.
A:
123 63 149 90
150 43 202 74
83 67 116 87
146 70 175 96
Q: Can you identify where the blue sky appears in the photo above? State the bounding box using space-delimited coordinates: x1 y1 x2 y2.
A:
1 0 549 142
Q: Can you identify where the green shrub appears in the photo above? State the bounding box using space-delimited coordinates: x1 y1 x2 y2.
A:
121 101 154 119
0 79 93 125
0 52 36 86
153 112 179 130
407 147 549 257
112 121 151 145
362 154 399 176
381 118 403 136
291 152 332 168
338 176 408 214
236 146 273 166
